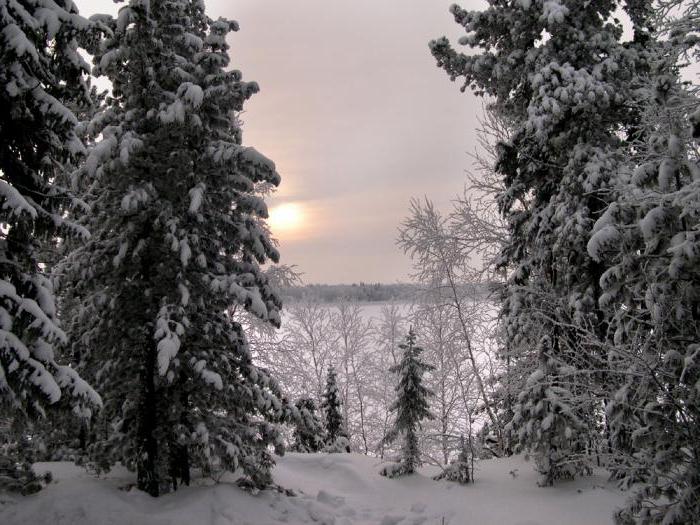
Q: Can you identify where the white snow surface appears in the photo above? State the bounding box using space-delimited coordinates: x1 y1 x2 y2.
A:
1 453 627 525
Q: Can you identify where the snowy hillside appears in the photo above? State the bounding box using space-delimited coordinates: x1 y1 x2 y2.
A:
1 454 627 525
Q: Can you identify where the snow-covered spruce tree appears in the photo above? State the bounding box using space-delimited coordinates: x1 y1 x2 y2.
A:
430 0 657 484
380 328 434 477
587 7 700 520
290 396 325 453
59 0 287 495
0 0 102 490
321 366 349 452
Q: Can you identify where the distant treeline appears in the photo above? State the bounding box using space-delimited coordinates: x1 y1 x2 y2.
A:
279 282 496 303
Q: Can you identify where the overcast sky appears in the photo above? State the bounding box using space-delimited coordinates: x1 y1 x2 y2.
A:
83 1 484 284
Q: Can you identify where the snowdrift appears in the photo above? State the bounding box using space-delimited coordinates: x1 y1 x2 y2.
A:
0 453 627 525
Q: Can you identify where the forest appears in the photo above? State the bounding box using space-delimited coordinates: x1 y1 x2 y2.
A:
0 1 699 524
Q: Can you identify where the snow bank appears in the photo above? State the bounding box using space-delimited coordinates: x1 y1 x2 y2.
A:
0 454 627 525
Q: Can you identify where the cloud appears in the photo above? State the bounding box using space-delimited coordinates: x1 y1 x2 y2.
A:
80 0 484 283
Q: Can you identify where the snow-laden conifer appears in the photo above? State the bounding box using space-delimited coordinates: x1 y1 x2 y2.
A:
588 7 700 518
59 0 287 495
430 0 657 483
0 0 101 477
380 328 434 477
290 397 325 453
510 335 589 486
321 366 349 453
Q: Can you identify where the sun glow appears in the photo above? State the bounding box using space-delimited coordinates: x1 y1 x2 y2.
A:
268 202 305 237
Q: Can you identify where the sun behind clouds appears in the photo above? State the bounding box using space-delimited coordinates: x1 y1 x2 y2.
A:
268 202 305 238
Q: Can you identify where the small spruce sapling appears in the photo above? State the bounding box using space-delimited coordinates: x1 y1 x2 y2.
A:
291 397 325 453
321 367 350 453
380 328 434 477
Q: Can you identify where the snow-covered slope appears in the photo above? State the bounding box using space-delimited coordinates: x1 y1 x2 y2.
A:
0 454 627 525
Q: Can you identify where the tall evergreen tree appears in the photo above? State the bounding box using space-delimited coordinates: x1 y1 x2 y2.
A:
587 6 700 519
59 0 286 495
321 366 348 452
0 0 101 483
430 0 657 484
381 328 434 476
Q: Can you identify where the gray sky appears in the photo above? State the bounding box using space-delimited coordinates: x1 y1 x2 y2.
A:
84 1 484 284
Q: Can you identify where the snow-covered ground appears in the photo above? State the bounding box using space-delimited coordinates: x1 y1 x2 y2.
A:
0 453 627 525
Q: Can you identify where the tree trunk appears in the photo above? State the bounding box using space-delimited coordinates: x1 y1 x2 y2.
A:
137 340 160 497
444 263 502 448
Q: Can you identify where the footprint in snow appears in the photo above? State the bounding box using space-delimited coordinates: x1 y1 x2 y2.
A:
307 504 336 524
316 490 346 508
409 503 426 513
380 515 405 525
340 506 356 517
